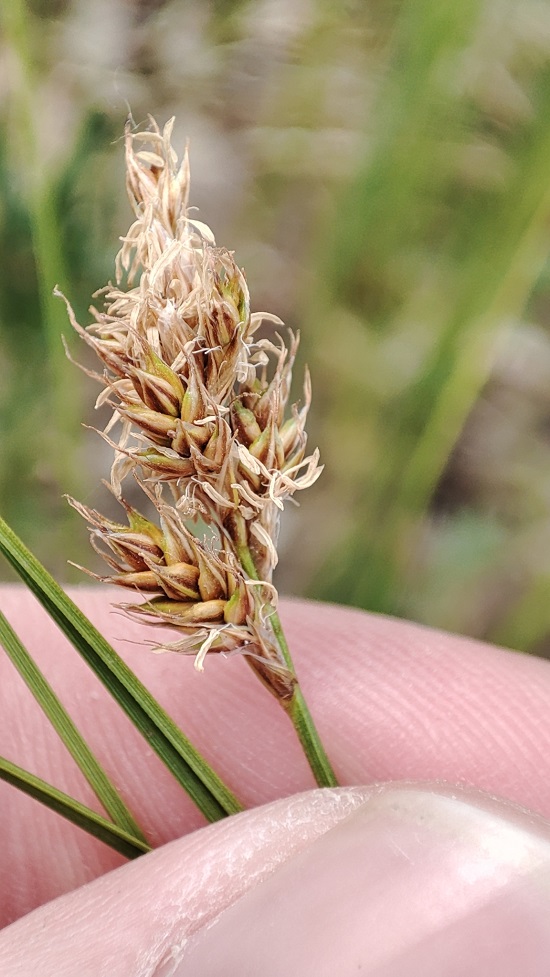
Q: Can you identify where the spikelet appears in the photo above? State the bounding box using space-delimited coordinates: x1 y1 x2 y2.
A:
65 117 322 701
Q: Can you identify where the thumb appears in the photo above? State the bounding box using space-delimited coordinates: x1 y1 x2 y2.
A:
3 785 550 977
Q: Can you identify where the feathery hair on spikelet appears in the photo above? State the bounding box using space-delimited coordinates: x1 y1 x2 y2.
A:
65 116 322 701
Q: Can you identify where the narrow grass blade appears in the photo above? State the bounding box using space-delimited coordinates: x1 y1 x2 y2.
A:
0 609 147 842
0 515 243 820
0 0 79 449
489 575 550 654
0 755 150 860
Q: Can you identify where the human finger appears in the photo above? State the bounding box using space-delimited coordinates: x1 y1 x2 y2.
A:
3 585 550 923
3 785 550 976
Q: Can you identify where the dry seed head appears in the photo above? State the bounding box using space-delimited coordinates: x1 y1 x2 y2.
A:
65 116 320 696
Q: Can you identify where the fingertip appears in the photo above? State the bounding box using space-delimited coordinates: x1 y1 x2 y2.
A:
0 788 371 976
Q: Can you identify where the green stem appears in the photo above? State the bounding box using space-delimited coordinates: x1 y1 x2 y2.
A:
236 531 338 788
270 609 338 788
1 0 80 478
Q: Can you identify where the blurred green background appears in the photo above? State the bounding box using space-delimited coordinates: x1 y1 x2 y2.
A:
3 0 550 656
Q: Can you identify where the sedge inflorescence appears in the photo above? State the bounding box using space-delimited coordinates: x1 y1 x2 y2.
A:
64 117 322 699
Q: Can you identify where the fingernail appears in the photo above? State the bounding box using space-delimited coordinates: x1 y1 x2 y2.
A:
174 785 550 976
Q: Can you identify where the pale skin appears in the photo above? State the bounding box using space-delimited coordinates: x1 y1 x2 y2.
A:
2 587 550 974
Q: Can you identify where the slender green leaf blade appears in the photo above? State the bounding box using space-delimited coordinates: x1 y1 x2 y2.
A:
0 515 242 820
0 755 150 860
0 610 147 842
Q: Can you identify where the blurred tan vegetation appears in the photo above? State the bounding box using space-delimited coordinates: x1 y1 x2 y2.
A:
3 0 550 655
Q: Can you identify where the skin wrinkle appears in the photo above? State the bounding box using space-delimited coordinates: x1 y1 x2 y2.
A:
403 652 542 794
327 669 472 784
318 606 550 802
